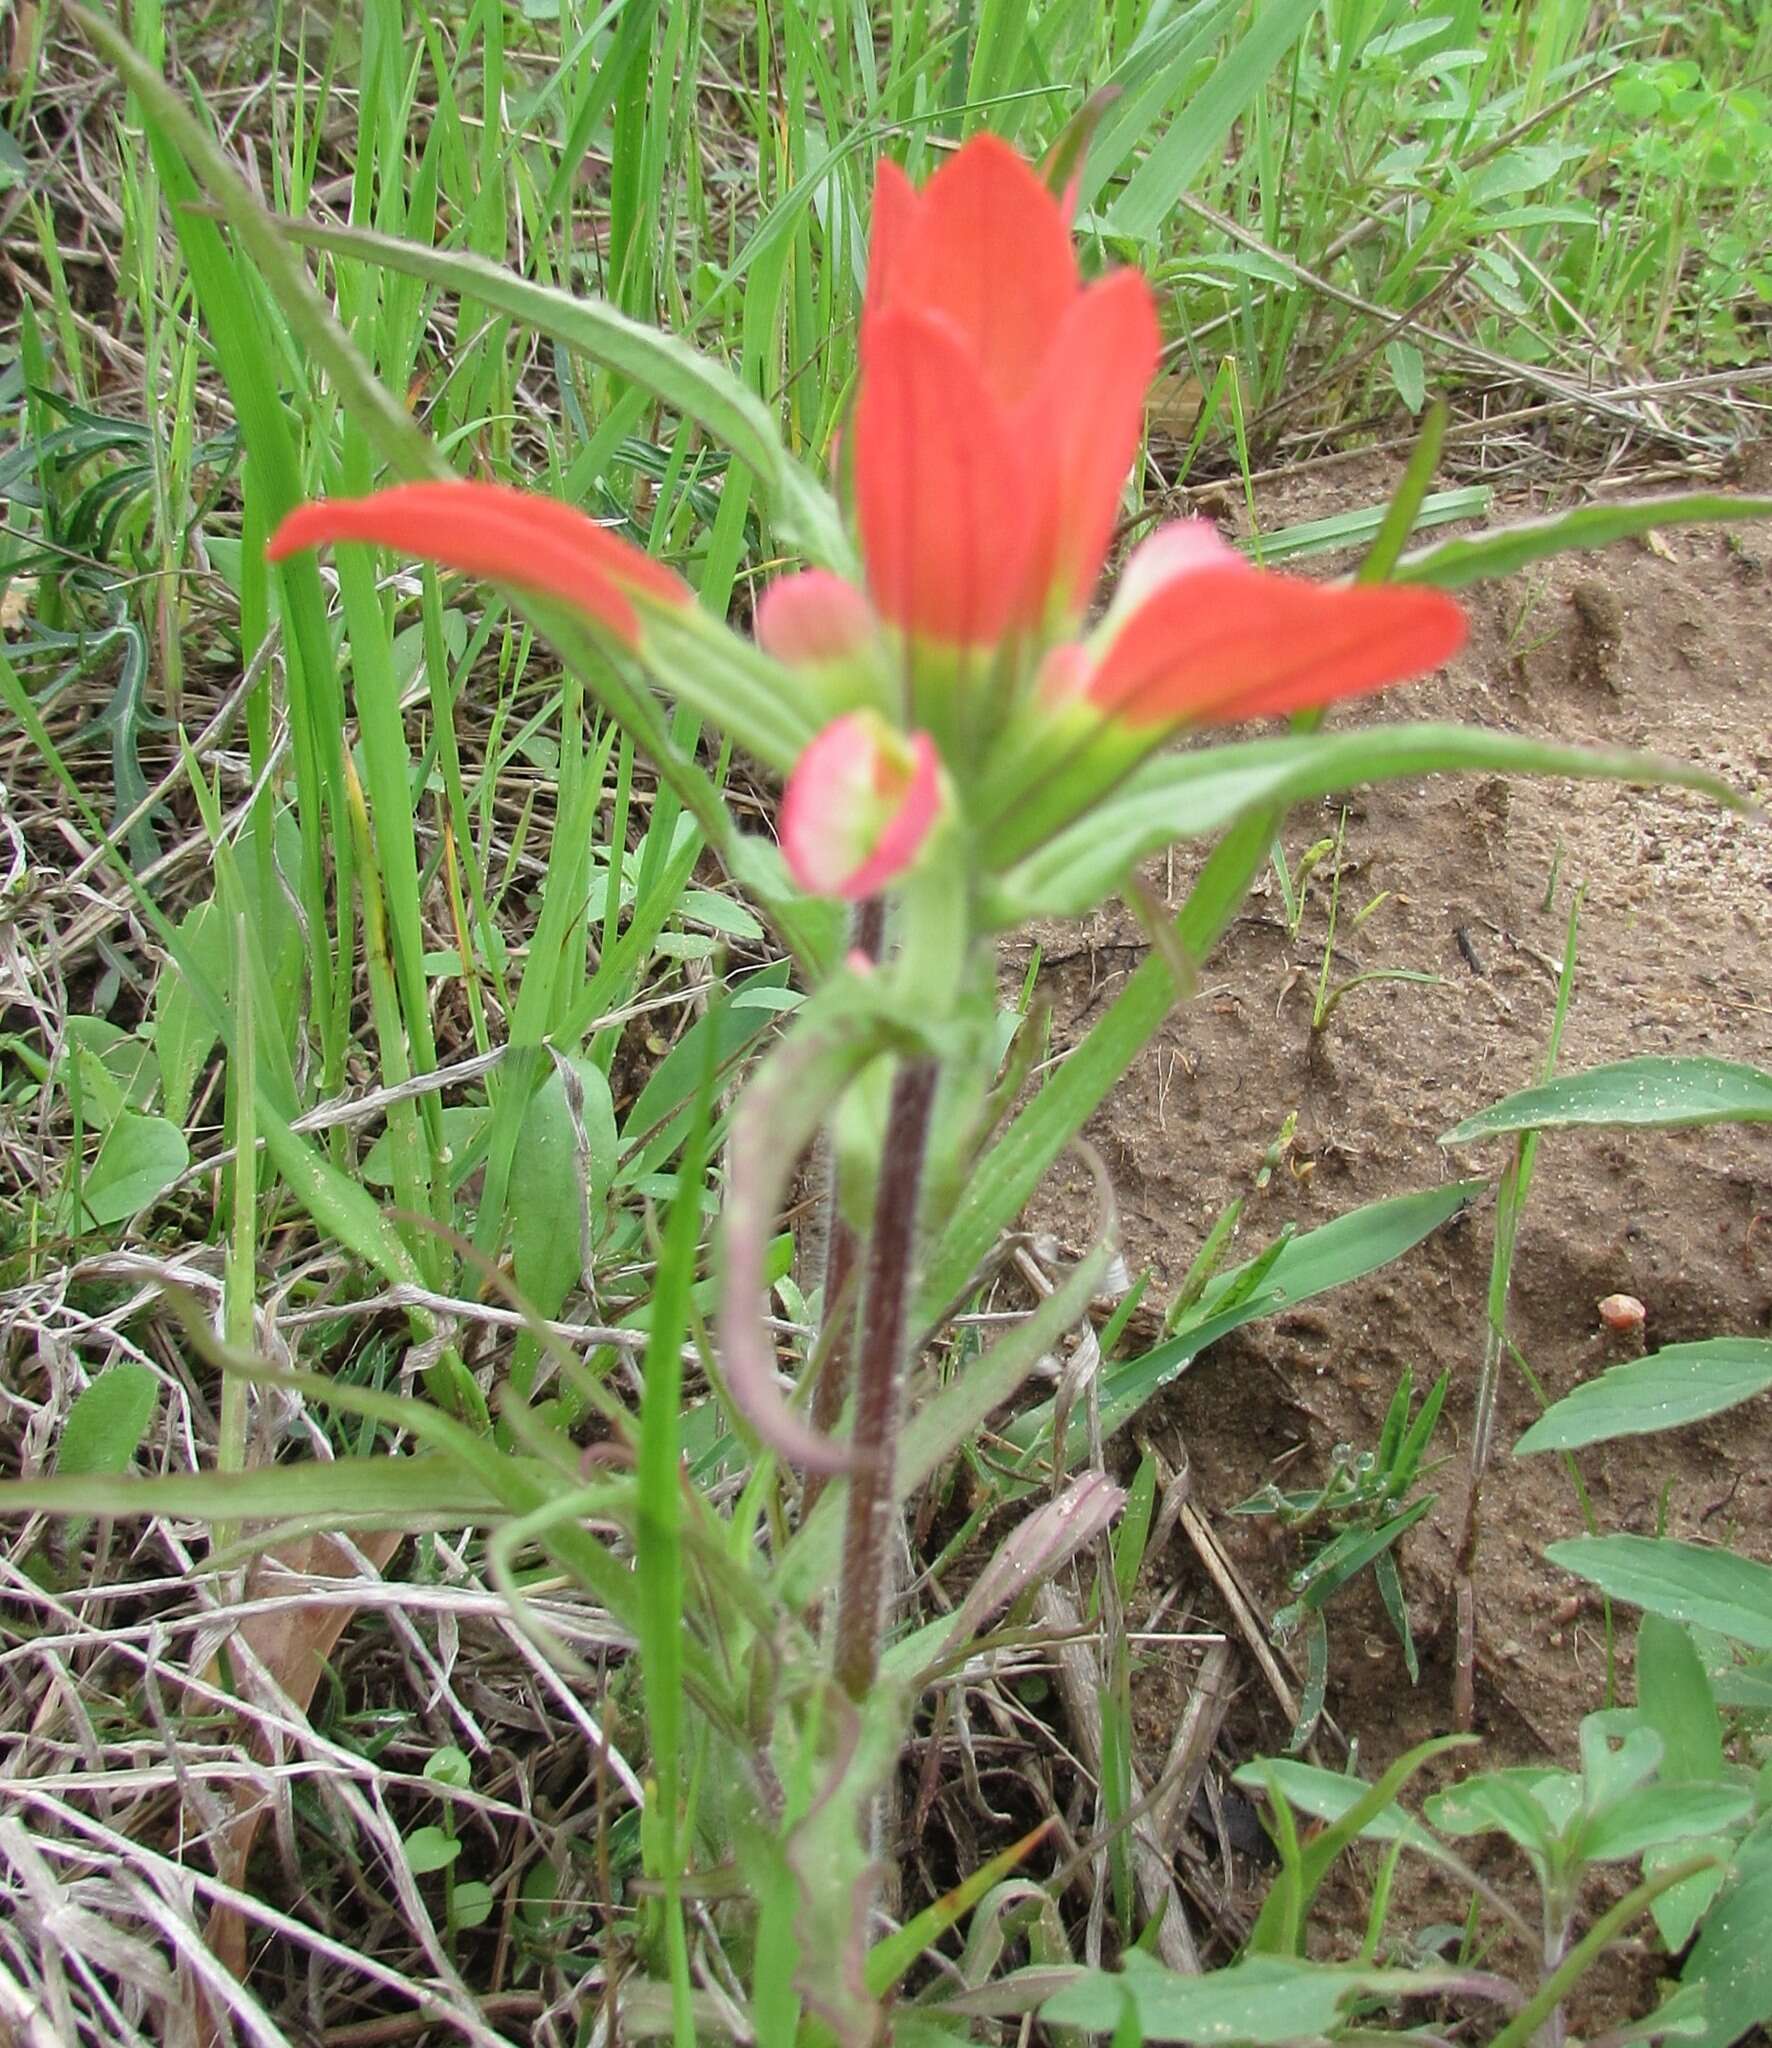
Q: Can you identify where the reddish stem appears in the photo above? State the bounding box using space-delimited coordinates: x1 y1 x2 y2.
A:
832 1056 939 1699
804 899 887 1519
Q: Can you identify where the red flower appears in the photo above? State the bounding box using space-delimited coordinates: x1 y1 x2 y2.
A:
267 481 689 648
854 139 1159 647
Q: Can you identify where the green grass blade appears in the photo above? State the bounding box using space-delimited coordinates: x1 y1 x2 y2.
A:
0 1455 507 1524
1357 402 1450 584
1397 494 1772 590
276 218 850 568
1106 0 1320 242
635 1056 712 2047
70 8 441 489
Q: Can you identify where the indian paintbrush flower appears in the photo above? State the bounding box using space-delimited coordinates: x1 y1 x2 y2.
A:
267 136 1466 911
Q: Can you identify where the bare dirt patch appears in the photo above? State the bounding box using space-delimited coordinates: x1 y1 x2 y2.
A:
1016 459 1772 1978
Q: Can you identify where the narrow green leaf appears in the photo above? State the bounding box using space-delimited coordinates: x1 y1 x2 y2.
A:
1195 1178 1477 1330
1079 2 1239 213
1516 1341 1772 1454
1396 494 1772 591
1548 1536 1772 1650
1445 1057 1772 1144
277 217 849 569
1106 0 1320 240
1292 1495 1436 1613
635 1044 710 2047
1043 1951 1477 2041
0 1454 504 1523
70 5 441 490
1001 726 1741 913
1008 1181 1483 1468
1229 1757 1446 1860
1356 403 1449 585
924 801 1291 1321
1114 1452 1160 1605
259 1107 427 1294
1264 1734 1477 1950
866 1826 1051 1998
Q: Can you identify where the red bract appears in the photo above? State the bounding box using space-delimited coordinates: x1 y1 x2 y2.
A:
267 482 690 648
854 138 1160 646
1070 522 1467 728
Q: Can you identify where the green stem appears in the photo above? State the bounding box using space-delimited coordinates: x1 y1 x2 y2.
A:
833 1056 939 1699
1488 1855 1721 2048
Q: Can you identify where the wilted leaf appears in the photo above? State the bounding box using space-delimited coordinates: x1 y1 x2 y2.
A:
1398 496 1772 592
205 1529 403 1977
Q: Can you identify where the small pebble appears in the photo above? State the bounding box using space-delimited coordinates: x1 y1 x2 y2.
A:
1598 1292 1647 1332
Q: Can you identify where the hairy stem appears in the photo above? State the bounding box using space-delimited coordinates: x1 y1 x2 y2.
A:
804 900 888 1521
833 1056 940 1699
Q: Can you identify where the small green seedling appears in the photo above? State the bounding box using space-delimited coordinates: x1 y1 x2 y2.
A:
1427 1707 1751 2008
406 1745 493 1937
1270 830 1338 939
1309 809 1443 1034
1236 1366 1450 1746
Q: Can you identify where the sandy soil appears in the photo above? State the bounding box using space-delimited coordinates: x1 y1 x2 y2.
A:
1010 456 1772 1996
